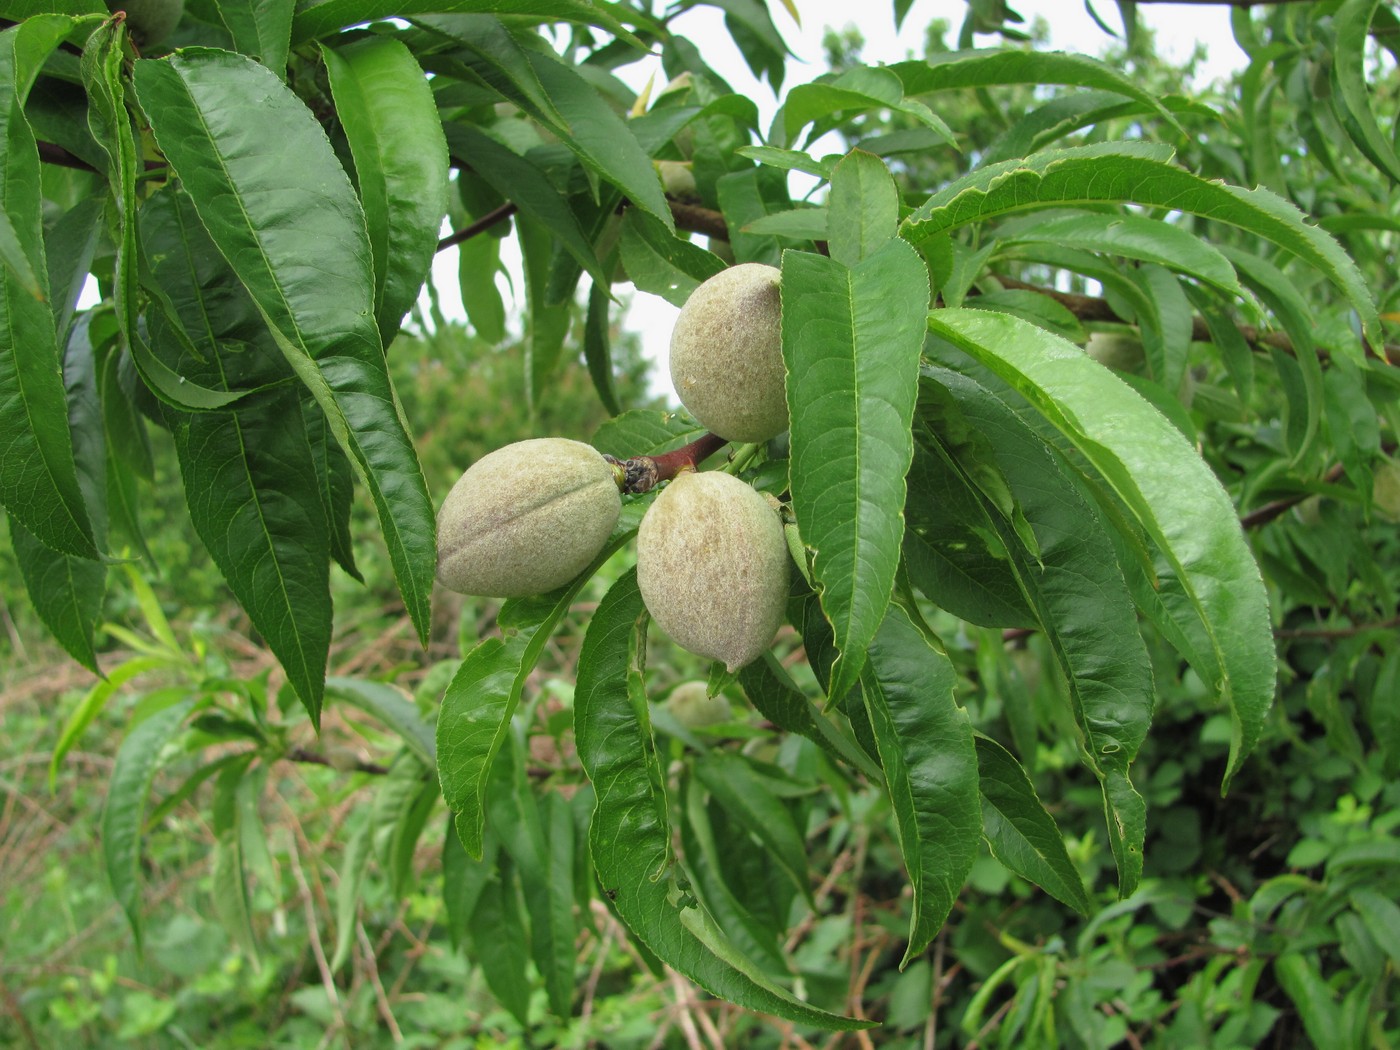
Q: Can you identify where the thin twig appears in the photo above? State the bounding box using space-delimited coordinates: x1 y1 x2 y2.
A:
285 746 390 776
608 432 731 493
284 820 347 1039
436 202 518 251
356 921 405 1043
1238 463 1347 529
1274 615 1400 639
0 972 40 1050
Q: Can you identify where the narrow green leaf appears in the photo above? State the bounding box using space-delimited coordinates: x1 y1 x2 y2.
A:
86 19 251 415
0 18 98 559
139 182 334 721
826 149 898 268
291 0 643 49
997 212 1241 298
619 206 725 307
372 756 437 900
541 793 579 1017
1274 953 1341 1050
904 144 1380 353
584 280 620 415
438 518 643 858
736 653 881 778
43 195 102 345
446 122 610 291
784 66 954 148
442 820 494 953
1221 246 1323 465
326 677 435 769
139 182 333 724
165 395 331 725
485 743 576 1019
703 0 787 88
695 752 812 903
526 50 673 231
743 206 829 241
10 513 105 669
414 14 566 129
50 654 171 788
331 812 373 971
1125 263 1192 395
902 413 1036 629
591 408 706 459
575 570 871 1030
322 36 448 344
861 604 979 966
681 779 791 979
927 308 1274 791
439 637 523 859
517 212 572 410
892 50 1186 135
302 399 360 581
735 144 834 179
9 310 107 670
0 193 41 298
782 240 928 705
716 168 787 267
965 289 1085 344
975 735 1092 915
210 758 261 966
466 856 532 1026
214 0 293 74
456 227 507 344
103 698 196 948
133 49 435 644
1332 0 1400 184
981 92 1220 168
1350 888 1400 970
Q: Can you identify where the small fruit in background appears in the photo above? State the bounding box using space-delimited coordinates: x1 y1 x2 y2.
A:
1085 327 1145 373
655 160 698 198
436 438 621 598
1373 459 1400 523
636 470 789 672
669 263 787 443
664 681 731 729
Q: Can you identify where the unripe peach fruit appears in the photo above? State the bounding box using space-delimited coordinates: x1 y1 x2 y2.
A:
436 438 620 598
636 470 789 672
669 263 787 443
664 681 731 728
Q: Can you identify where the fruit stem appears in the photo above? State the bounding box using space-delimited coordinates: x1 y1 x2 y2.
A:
607 432 729 493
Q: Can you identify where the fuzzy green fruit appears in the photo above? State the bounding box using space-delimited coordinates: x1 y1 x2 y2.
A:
1084 329 1145 373
107 0 184 47
636 470 789 672
669 263 786 443
664 681 731 728
1374 460 1400 523
436 438 621 598
655 160 697 198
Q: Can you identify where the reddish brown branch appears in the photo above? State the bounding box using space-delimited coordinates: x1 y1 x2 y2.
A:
1239 462 1348 529
285 746 389 776
436 202 518 251
608 432 730 493
669 199 730 242
38 142 96 173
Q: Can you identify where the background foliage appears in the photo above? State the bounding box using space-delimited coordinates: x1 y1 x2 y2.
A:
2 0 1399 1046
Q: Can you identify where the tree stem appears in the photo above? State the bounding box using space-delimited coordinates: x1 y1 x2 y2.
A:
609 432 729 493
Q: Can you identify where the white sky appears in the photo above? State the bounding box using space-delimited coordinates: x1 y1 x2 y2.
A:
436 1 1247 393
